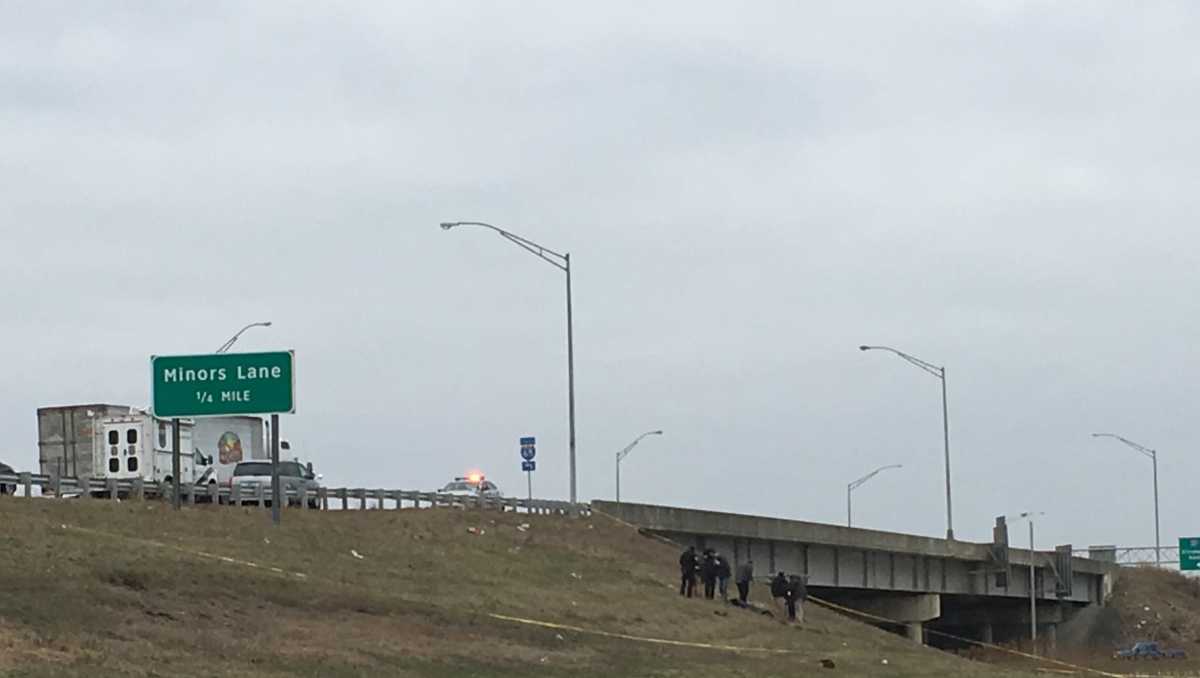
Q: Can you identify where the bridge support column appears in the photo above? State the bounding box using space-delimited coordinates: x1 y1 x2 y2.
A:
834 593 941 645
904 622 923 643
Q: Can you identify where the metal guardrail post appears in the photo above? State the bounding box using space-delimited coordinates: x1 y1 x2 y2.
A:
231 483 241 505
299 486 309 509
317 487 327 511
107 478 117 500
375 489 386 510
132 478 144 501
356 489 367 510
20 473 31 498
208 483 219 504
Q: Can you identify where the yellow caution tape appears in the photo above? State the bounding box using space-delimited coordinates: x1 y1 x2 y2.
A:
488 612 803 654
59 524 310 580
808 596 1125 678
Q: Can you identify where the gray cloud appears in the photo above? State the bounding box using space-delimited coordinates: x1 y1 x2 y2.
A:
3 1 1197 554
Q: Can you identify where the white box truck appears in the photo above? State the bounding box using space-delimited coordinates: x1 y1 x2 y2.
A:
191 415 270 487
96 414 204 486
37 405 210 492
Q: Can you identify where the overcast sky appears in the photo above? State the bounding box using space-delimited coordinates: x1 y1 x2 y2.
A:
4 1 1198 552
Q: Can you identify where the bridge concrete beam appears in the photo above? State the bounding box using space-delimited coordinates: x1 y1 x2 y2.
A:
816 591 941 644
849 593 942 623
937 601 1067 627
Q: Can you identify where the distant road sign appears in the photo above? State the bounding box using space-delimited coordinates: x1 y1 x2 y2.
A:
520 436 536 460
522 460 536 472
1181 537 1200 571
152 351 295 418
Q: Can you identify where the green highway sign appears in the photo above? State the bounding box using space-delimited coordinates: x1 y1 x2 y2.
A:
1181 537 1200 571
152 351 295 418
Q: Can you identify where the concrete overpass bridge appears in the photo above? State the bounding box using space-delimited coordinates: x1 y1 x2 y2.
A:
593 501 1118 648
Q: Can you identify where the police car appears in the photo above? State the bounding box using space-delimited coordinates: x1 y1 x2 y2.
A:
437 473 502 501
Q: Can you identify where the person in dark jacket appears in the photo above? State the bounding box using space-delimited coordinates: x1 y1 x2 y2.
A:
735 559 754 604
678 546 698 598
700 549 718 600
770 571 789 618
787 574 809 623
715 555 732 600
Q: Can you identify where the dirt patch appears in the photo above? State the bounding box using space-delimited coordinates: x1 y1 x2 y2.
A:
1110 567 1200 650
0 618 73 668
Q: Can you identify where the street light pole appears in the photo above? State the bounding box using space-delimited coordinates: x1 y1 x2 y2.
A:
860 345 955 539
1092 433 1161 565
616 430 663 504
847 464 902 527
441 221 579 503
1007 511 1043 650
216 321 273 354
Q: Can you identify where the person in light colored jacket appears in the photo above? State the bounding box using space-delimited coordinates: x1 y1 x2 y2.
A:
735 559 754 604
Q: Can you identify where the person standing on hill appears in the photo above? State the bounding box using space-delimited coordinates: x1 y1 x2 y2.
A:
770 571 789 619
679 546 698 598
787 574 809 623
700 549 719 600
715 554 732 601
735 559 754 604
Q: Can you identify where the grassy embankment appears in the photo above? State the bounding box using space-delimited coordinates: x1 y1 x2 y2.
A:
0 498 1055 677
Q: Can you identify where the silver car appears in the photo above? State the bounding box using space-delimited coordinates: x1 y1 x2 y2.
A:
231 460 321 508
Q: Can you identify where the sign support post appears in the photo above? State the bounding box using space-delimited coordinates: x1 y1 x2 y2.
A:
520 436 536 506
171 417 181 510
270 414 281 526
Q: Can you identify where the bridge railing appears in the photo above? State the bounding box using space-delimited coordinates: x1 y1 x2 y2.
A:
0 472 587 516
1072 545 1180 566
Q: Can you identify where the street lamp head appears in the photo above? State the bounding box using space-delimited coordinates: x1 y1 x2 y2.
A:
260 321 273 328
650 430 663 435
858 345 872 351
439 222 459 230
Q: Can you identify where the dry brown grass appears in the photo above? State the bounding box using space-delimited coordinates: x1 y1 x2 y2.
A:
0 497 1049 677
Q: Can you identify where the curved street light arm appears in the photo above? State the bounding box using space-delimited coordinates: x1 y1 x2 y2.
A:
1092 433 1156 459
860 345 943 378
617 430 664 462
442 221 568 272
216 321 273 354
848 464 903 492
